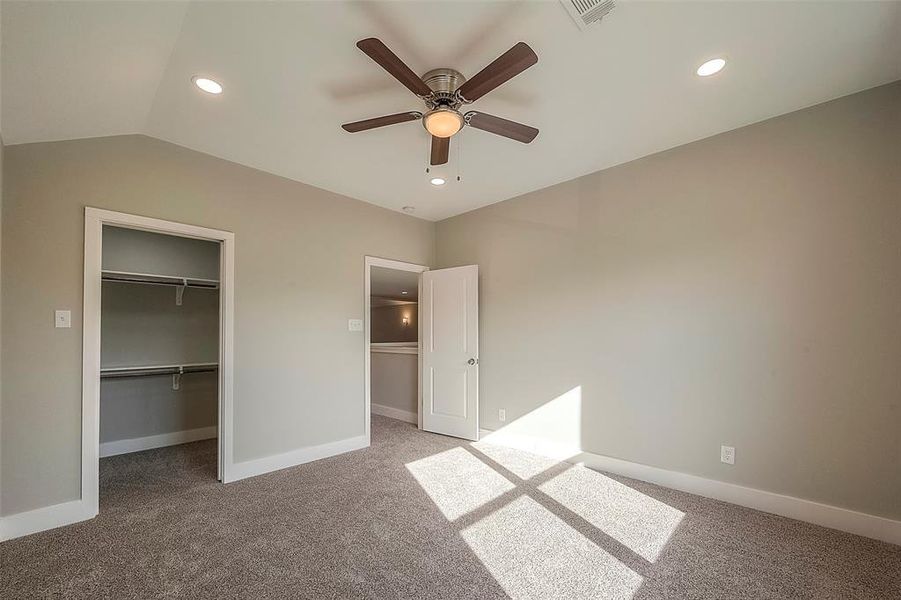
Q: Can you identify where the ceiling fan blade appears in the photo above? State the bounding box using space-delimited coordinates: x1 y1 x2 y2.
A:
357 38 433 97
342 111 422 133
465 111 538 143
456 42 537 102
430 136 449 165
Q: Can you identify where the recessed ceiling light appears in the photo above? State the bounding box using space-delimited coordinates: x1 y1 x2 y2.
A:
696 58 726 77
401 291 408 295
430 177 446 186
192 76 223 94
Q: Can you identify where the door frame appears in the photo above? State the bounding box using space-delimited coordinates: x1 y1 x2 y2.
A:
363 256 429 443
82 207 236 520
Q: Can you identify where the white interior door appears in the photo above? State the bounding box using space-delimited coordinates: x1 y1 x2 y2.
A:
421 265 479 440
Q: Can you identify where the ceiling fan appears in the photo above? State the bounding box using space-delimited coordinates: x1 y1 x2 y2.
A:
341 38 539 166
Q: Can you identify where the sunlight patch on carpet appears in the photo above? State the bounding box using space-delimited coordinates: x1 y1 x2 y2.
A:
539 465 684 562
470 441 563 480
406 447 515 520
461 496 643 600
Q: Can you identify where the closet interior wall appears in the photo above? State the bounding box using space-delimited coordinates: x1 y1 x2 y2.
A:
100 226 220 452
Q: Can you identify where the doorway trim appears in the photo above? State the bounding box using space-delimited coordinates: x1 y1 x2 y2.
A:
82 207 236 520
363 256 429 444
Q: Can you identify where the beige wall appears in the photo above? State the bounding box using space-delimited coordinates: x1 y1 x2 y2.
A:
1 137 4 515
101 373 218 444
103 225 220 280
371 352 417 416
371 304 418 343
100 282 219 443
1 134 434 515
101 283 219 368
436 82 901 519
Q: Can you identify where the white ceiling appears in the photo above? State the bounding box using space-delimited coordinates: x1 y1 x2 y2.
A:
3 1 900 221
371 266 419 301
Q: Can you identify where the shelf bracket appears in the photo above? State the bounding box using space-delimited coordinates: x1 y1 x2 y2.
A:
175 278 187 306
172 366 184 391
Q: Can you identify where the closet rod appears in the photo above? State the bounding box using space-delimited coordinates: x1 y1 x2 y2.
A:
101 270 220 289
100 362 219 379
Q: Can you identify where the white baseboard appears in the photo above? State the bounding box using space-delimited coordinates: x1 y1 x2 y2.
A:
228 434 368 482
371 403 417 424
478 428 901 547
1 432 366 541
99 426 218 458
0 499 96 542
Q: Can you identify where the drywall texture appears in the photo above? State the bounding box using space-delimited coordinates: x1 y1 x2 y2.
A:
371 304 418 343
100 374 217 444
436 82 901 520
100 270 219 443
101 277 219 369
370 352 417 415
103 225 220 280
1 134 433 515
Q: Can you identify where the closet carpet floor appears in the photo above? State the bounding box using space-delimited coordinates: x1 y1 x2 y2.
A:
2 415 900 599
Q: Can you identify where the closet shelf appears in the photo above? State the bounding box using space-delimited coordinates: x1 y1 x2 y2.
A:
100 362 219 379
101 270 219 289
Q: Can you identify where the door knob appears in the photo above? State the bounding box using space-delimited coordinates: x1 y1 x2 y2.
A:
467 358 478 365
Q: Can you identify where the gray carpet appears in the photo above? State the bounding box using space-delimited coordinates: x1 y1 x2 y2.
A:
2 415 899 599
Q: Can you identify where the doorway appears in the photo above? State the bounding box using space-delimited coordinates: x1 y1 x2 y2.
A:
82 208 235 519
364 257 428 441
364 257 481 442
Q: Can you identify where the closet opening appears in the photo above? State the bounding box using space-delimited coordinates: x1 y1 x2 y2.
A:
82 208 235 519
364 257 428 441
99 225 221 492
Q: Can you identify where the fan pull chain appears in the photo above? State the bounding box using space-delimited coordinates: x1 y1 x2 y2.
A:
456 133 463 183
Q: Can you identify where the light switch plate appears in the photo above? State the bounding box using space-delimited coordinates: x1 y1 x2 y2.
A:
55 310 72 328
348 319 363 332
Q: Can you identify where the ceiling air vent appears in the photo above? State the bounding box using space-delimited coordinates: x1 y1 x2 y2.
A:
560 0 615 31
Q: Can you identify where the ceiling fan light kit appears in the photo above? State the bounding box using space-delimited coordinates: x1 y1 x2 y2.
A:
342 37 540 167
423 108 464 138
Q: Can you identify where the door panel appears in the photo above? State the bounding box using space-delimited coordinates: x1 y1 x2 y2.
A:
432 369 467 418
421 265 479 440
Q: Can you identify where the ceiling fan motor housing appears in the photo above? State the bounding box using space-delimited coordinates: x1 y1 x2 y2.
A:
422 68 466 109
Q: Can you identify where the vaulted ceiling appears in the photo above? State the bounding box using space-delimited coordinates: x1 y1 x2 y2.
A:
3 1 900 220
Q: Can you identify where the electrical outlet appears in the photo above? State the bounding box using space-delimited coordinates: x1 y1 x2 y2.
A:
348 319 363 332
498 409 506 422
721 445 735 465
